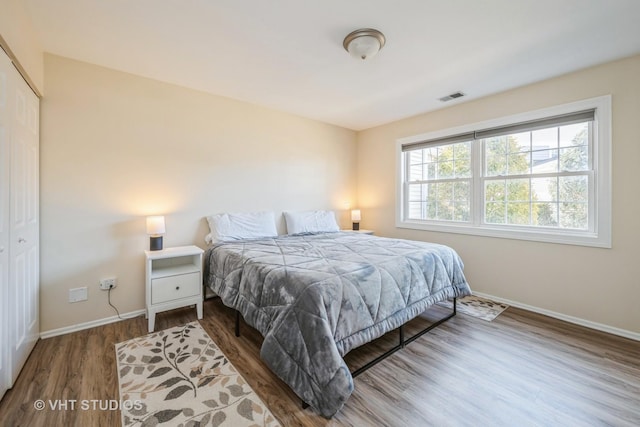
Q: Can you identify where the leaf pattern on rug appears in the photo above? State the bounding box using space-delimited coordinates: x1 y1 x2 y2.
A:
116 322 281 426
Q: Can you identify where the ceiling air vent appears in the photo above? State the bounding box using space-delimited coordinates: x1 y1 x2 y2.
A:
439 92 465 102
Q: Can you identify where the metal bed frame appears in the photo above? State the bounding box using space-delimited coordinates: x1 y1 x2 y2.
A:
234 297 457 408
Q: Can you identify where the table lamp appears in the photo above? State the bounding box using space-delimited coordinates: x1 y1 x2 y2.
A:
146 215 165 251
351 209 361 231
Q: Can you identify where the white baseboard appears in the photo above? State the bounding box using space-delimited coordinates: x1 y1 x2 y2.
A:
473 291 640 342
40 294 640 342
39 309 147 339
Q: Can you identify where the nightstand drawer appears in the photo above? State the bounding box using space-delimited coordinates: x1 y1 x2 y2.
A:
151 272 200 304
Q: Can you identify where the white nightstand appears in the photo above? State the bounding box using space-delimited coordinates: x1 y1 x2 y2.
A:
342 229 374 235
145 245 204 332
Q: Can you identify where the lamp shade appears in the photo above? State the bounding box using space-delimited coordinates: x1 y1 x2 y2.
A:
343 28 386 60
351 209 361 222
146 216 166 236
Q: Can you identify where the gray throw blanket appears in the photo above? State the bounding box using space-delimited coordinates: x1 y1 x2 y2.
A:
204 232 471 417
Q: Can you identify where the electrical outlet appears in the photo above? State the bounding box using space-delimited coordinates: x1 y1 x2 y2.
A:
99 277 117 290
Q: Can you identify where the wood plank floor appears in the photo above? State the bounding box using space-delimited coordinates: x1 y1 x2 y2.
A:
1 298 639 426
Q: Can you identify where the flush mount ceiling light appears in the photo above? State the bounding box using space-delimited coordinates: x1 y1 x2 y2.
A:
343 28 386 60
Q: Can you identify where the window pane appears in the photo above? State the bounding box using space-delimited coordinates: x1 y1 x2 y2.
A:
454 157 471 177
507 202 530 225
431 181 458 221
454 202 470 222
438 160 454 179
425 162 437 179
453 142 472 178
559 203 588 229
408 183 423 201
437 182 453 204
409 163 423 181
486 135 534 176
508 132 530 153
531 149 558 171
532 127 558 150
485 180 505 202
486 154 507 177
454 181 470 201
507 152 531 175
559 122 588 147
437 145 452 161
485 202 505 224
426 183 437 202
409 150 423 164
533 203 558 227
425 183 437 219
559 146 588 171
506 178 530 202
408 202 423 219
559 176 588 202
531 177 558 202
486 137 507 156
438 202 454 220
426 200 437 219
404 180 471 222
485 137 509 177
454 142 471 159
424 147 438 162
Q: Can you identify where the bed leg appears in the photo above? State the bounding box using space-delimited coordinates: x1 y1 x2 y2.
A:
302 401 309 410
399 325 405 348
453 297 457 315
235 310 240 337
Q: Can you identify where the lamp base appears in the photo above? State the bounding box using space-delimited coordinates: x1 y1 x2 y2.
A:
352 222 360 231
150 236 163 251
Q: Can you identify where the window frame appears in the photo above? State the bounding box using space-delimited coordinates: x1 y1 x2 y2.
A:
396 96 611 248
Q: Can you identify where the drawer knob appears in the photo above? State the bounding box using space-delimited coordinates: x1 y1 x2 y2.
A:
176 286 180 290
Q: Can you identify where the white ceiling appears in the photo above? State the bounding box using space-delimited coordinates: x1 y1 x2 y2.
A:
25 0 640 130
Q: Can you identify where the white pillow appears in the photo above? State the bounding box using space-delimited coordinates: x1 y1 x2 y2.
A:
205 211 278 244
284 210 340 235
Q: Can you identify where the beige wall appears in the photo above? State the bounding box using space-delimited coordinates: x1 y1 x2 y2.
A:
40 51 640 337
40 54 356 332
357 54 640 336
0 0 44 92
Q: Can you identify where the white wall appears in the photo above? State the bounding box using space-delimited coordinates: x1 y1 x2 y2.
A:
0 0 44 92
40 54 356 333
357 54 640 336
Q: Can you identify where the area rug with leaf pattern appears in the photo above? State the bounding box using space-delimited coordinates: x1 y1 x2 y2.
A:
438 294 509 321
115 321 281 426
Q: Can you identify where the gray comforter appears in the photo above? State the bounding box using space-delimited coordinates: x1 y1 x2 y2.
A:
204 232 471 417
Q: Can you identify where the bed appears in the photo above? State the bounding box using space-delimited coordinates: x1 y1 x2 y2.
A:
204 225 471 418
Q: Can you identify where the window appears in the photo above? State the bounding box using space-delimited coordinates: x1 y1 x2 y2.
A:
396 96 611 247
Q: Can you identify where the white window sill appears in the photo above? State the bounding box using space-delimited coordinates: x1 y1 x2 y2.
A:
396 219 611 248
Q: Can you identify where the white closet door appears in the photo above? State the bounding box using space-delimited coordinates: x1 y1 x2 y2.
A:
0 47 11 399
8 53 39 386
